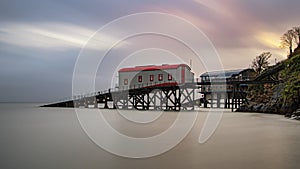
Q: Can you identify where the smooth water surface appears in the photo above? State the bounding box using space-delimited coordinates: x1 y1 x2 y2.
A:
0 103 299 169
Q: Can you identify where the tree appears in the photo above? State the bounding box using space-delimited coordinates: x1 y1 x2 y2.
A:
251 52 272 74
280 29 296 57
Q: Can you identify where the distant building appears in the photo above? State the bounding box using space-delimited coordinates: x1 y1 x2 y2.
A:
200 69 255 82
200 69 255 93
198 68 255 108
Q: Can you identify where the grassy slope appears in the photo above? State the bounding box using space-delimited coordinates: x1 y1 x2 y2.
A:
280 52 300 115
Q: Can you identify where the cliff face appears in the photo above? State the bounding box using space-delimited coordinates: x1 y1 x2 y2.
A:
237 52 300 116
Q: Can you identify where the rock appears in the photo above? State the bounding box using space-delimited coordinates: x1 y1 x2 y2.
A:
290 107 300 120
236 105 248 112
253 103 263 112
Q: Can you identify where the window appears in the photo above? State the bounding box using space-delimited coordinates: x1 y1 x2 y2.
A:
124 79 128 85
150 75 154 81
158 74 163 81
168 74 172 81
138 76 143 82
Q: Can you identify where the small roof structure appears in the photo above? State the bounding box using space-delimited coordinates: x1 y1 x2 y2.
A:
119 64 191 72
200 69 253 79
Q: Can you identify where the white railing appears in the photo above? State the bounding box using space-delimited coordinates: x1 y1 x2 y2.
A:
60 81 184 102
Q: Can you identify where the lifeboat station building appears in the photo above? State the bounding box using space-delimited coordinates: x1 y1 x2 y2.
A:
118 64 194 90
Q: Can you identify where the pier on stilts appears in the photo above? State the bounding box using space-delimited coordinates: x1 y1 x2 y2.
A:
42 67 282 111
42 83 197 111
42 80 280 111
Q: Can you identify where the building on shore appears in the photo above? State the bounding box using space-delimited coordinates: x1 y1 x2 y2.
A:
199 69 255 108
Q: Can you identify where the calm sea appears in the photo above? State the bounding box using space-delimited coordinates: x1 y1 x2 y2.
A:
0 103 300 169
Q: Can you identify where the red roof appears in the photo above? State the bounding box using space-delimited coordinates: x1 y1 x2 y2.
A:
119 64 190 72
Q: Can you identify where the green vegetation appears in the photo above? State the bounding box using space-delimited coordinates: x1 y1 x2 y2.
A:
281 53 300 108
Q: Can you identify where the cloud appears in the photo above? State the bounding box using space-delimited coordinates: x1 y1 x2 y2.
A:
254 31 282 49
0 0 299 102
193 0 236 19
0 22 126 51
149 1 292 57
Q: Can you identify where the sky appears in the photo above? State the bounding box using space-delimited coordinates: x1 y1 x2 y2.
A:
0 0 299 102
